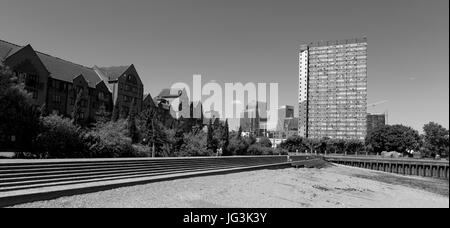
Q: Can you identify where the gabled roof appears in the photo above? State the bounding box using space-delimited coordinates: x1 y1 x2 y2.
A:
143 93 153 101
37 52 102 88
143 93 156 106
0 39 103 88
95 65 131 81
0 40 22 60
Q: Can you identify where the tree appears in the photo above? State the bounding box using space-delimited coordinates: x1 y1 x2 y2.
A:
40 103 49 117
222 119 230 155
326 139 346 154
136 108 175 157
423 122 449 157
190 102 194 119
127 100 139 144
207 119 217 152
0 64 40 152
259 137 273 148
95 104 110 124
365 125 421 154
35 115 83 158
213 117 221 129
227 133 249 156
177 131 212 157
316 137 329 154
200 103 204 125
247 144 274 156
304 138 321 153
71 90 84 126
237 126 243 139
83 119 136 158
0 64 19 98
279 136 308 152
186 101 195 131
345 139 365 155
245 134 257 146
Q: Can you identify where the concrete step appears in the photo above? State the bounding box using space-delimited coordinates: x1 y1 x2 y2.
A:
0 159 258 177
0 157 282 172
0 156 292 207
0 159 236 171
0 161 291 207
0 162 277 192
0 161 270 185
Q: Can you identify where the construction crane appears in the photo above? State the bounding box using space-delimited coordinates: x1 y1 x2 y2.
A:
367 100 389 108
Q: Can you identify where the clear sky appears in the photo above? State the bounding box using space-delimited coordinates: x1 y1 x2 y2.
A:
0 0 448 132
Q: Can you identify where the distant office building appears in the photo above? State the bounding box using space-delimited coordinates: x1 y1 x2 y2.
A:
271 105 298 139
367 114 386 134
239 101 269 136
299 37 368 140
276 105 295 131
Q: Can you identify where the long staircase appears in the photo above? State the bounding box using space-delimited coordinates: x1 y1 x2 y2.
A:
0 156 290 207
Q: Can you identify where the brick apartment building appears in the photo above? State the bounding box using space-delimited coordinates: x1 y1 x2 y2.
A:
0 39 145 122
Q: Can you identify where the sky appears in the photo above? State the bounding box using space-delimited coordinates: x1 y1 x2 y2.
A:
0 0 448 132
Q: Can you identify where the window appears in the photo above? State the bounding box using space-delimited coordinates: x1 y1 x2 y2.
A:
59 83 66 91
126 74 138 84
122 106 129 114
30 90 38 99
81 99 87 108
25 74 39 88
53 95 61 104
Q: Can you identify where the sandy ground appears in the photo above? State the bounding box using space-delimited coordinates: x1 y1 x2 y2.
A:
10 165 449 208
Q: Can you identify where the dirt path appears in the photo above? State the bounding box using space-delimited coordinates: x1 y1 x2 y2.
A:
10 165 449 208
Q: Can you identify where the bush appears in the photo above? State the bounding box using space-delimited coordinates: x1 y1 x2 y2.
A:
345 139 365 155
83 120 136 158
259 137 273 148
247 144 275 156
227 136 249 156
34 115 84 158
279 136 308 152
177 131 212 157
326 139 347 154
274 148 289 155
131 144 152 157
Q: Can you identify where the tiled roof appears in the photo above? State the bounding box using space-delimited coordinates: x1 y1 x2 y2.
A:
0 40 21 60
143 93 156 107
37 53 103 88
0 39 103 88
95 66 130 81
